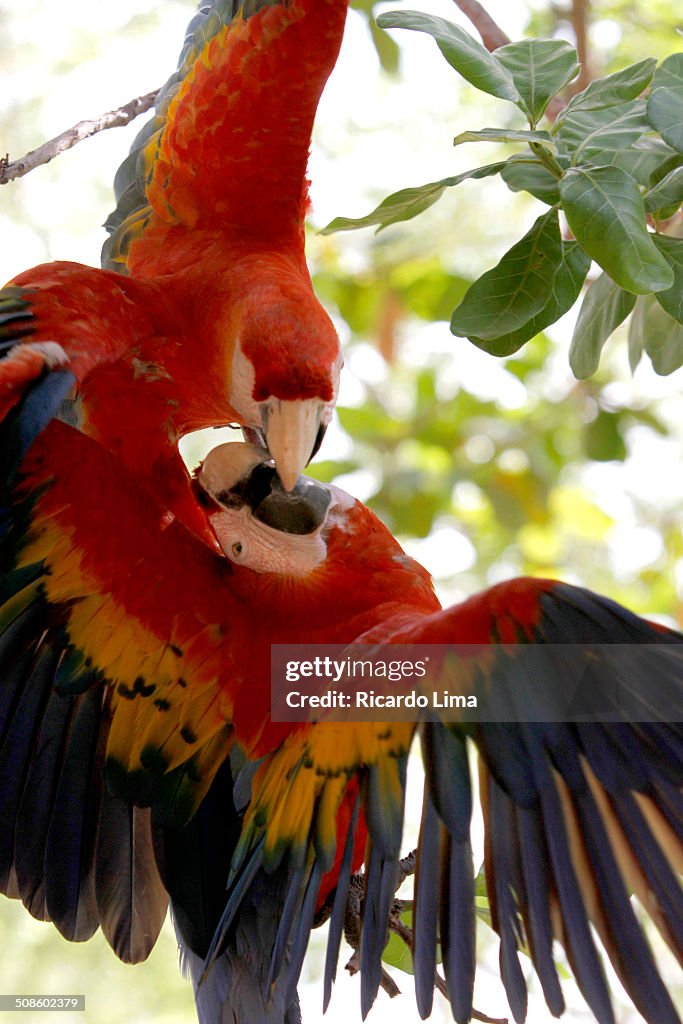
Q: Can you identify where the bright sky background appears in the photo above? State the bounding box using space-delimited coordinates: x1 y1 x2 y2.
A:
0 2 681 1022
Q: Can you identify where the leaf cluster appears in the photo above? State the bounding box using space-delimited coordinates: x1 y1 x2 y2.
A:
325 12 683 378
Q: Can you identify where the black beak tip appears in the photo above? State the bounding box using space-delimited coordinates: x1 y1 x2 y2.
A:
307 422 328 465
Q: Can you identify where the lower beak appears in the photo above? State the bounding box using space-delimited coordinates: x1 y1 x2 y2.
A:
263 399 322 492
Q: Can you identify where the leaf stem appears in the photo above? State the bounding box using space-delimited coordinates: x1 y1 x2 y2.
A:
529 141 564 179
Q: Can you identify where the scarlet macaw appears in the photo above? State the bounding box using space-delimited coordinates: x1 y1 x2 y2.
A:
0 0 347 512
1 423 681 1024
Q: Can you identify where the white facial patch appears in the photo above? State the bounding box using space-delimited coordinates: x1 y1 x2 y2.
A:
231 337 341 428
325 483 355 520
209 505 327 576
324 348 344 424
230 341 260 424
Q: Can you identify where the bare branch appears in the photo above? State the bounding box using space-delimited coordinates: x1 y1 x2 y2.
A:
0 89 160 185
326 852 508 1022
473 1008 510 1024
569 0 592 93
396 848 416 886
545 0 593 120
450 0 511 50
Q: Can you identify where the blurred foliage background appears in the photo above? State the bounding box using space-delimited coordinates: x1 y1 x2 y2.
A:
1 0 682 1021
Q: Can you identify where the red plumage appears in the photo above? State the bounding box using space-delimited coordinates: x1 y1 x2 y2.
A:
1 0 348 498
2 2 682 1023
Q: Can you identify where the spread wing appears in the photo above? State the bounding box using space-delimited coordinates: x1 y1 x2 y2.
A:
1 421 251 820
103 0 349 272
213 578 683 1024
0 417 264 965
0 417 384 1017
396 579 683 1024
0 264 157 435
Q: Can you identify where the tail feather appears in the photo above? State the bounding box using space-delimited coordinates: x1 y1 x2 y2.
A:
439 822 476 1024
322 796 359 1013
412 790 440 1020
176 872 303 1024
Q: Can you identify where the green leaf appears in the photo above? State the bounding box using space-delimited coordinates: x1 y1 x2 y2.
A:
629 293 683 375
569 272 637 377
555 100 651 165
500 156 562 204
337 404 406 443
559 165 674 294
644 165 683 215
554 58 658 125
627 296 645 371
648 87 683 153
453 128 553 146
610 138 680 185
651 52 683 92
651 235 683 323
313 271 381 333
584 410 627 462
647 54 683 152
376 11 522 104
350 1 400 71
381 909 415 974
451 207 564 341
368 18 400 73
500 157 562 203
305 458 359 482
474 896 493 929
389 260 471 321
495 39 579 124
381 906 443 975
468 242 590 355
321 162 507 233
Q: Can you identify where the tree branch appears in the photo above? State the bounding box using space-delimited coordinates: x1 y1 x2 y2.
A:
569 0 592 93
450 0 511 50
0 89 159 185
317 849 508 1022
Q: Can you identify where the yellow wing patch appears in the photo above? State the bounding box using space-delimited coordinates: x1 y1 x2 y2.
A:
17 492 235 805
238 721 415 871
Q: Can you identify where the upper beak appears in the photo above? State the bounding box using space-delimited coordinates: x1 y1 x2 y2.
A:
263 399 324 492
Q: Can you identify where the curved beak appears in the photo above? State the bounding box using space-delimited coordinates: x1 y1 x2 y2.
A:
197 440 332 537
262 399 324 493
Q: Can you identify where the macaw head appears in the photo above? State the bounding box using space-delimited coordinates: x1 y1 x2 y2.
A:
228 283 342 493
196 441 436 617
196 441 346 577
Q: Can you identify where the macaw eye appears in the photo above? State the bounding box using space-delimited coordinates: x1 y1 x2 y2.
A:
232 542 243 557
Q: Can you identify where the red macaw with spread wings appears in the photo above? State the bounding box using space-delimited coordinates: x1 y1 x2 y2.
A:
1 427 682 1024
1 2 682 1023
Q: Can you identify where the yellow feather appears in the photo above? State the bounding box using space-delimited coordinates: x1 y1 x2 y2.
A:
186 727 235 807
107 695 143 770
633 790 683 876
0 578 42 631
265 765 318 855
316 776 348 856
583 759 683 963
553 768 602 923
